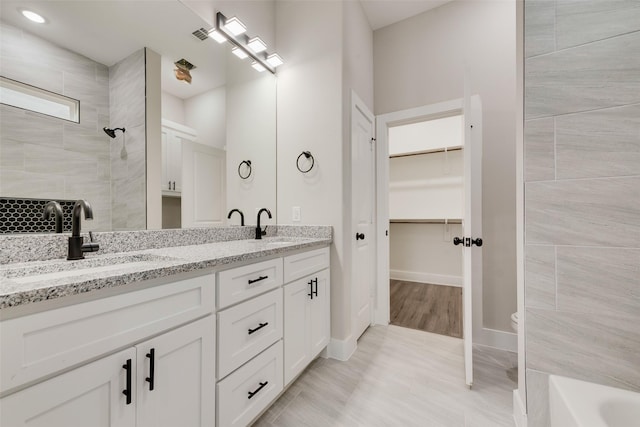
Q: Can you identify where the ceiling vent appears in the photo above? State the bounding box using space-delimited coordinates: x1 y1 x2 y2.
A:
191 28 210 41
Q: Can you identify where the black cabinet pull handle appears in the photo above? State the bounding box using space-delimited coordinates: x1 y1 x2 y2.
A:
248 381 268 399
472 238 483 247
307 278 318 299
248 322 269 335
248 275 268 285
356 232 365 240
146 348 155 391
172 181 175 191
454 237 483 247
453 237 464 246
122 359 132 405
168 180 172 190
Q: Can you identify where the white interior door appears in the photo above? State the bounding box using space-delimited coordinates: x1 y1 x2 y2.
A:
351 92 376 340
181 141 226 228
462 82 483 387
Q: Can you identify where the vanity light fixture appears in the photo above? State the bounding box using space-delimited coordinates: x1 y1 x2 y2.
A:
266 53 284 68
231 47 248 59
224 16 246 36
20 9 46 24
247 37 267 53
215 12 280 74
251 61 266 73
208 28 227 44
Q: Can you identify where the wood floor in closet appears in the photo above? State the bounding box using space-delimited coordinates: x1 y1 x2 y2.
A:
390 279 462 338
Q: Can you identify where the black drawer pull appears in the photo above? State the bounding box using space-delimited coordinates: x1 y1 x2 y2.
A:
146 348 155 391
248 322 269 335
248 381 268 399
122 359 132 405
248 275 268 285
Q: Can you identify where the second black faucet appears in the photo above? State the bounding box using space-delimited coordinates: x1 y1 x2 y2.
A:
255 208 272 240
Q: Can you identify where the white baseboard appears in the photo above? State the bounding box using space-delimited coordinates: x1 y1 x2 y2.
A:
513 389 528 427
326 335 357 361
390 270 462 287
475 327 518 352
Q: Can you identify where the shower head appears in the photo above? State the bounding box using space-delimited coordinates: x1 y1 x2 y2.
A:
103 127 126 138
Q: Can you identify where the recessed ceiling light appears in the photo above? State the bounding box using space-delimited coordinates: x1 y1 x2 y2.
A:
266 53 284 68
231 47 248 59
21 9 46 24
247 37 267 53
224 17 246 36
208 28 227 44
251 61 266 73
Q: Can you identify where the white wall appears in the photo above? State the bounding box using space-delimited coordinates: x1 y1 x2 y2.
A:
390 223 463 286
374 0 517 332
161 92 185 125
277 0 373 346
226 54 277 224
184 86 226 150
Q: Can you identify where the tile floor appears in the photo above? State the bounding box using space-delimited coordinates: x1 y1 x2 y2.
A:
254 325 517 427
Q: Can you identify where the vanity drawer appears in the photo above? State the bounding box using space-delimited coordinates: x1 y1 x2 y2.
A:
218 258 283 309
217 341 283 427
218 288 283 379
283 246 330 283
1 273 215 394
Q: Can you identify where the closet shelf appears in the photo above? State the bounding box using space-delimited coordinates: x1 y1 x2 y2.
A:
390 218 462 224
389 145 463 159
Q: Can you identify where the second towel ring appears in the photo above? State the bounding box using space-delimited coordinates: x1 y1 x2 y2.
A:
296 151 315 173
238 160 252 179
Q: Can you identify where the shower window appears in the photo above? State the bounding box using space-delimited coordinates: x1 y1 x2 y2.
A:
0 76 80 123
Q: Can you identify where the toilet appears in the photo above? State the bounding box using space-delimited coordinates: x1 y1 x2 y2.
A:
511 312 518 332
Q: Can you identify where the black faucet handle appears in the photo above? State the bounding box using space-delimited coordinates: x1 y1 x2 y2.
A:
261 225 268 236
82 231 99 254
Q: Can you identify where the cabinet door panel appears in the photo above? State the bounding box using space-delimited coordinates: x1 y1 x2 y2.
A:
283 278 311 385
136 316 215 427
0 348 136 427
309 269 330 358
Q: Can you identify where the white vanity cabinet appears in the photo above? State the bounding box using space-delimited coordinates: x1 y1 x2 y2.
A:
283 247 331 385
0 274 216 427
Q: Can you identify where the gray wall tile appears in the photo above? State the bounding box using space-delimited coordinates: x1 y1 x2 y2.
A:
525 245 556 309
525 0 556 58
526 177 640 247
525 31 640 119
526 307 640 392
524 118 555 181
557 247 640 319
556 0 640 49
556 104 640 179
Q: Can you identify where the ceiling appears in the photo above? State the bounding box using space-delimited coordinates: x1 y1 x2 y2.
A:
0 1 228 99
359 0 453 30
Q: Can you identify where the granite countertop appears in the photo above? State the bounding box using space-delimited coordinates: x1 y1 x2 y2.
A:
0 236 331 310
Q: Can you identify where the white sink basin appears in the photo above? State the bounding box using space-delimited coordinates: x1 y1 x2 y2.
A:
549 375 640 427
2 254 171 285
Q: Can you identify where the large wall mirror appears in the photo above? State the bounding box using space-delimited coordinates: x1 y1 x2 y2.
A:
0 0 277 233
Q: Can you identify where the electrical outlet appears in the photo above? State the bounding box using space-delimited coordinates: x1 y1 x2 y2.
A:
292 206 301 222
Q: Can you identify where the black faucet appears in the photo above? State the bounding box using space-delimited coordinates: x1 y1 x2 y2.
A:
67 200 100 260
227 209 245 226
42 201 63 233
255 208 272 240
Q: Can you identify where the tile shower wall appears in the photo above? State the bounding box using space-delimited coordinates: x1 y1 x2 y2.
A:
108 49 146 230
524 1 640 426
0 21 112 231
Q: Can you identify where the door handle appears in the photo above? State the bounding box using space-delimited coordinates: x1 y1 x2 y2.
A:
356 233 365 240
145 348 155 391
122 359 132 405
453 237 483 247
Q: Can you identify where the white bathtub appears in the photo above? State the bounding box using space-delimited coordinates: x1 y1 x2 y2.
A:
549 375 640 427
